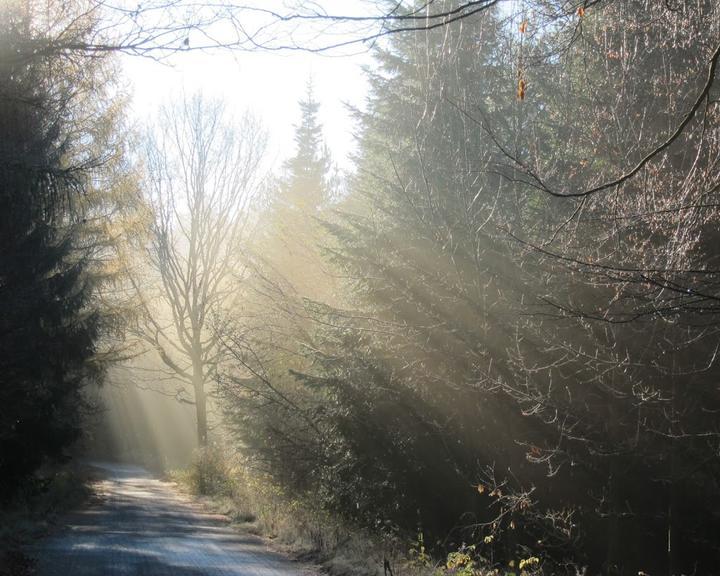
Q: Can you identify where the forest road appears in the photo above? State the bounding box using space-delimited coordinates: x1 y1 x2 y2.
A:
30 462 315 576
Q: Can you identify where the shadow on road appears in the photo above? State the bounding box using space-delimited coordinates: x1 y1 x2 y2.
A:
30 462 312 576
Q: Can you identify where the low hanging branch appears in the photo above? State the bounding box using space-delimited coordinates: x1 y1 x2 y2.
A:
448 39 720 199
2 0 599 61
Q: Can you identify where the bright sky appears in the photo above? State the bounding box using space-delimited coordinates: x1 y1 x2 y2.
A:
121 44 371 173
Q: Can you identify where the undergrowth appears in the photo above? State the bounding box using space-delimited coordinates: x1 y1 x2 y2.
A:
171 447 553 576
170 446 409 576
0 463 95 576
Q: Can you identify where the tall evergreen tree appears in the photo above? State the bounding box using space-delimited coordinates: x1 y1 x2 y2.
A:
218 84 337 500
282 81 331 212
249 81 335 303
320 2 720 573
0 1 105 499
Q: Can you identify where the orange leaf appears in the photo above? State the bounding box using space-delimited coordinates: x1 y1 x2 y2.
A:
519 20 528 34
517 78 526 101
577 6 586 17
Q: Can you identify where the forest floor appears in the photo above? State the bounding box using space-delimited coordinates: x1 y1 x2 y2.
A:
26 462 321 576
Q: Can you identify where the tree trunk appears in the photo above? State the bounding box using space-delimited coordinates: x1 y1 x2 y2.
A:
192 352 208 448
667 369 678 576
606 459 621 575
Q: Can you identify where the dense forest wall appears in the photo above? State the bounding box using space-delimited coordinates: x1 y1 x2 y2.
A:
219 3 720 575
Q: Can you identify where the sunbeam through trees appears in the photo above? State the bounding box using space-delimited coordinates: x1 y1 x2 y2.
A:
2 2 720 576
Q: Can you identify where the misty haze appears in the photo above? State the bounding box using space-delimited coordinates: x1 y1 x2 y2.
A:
2 2 720 576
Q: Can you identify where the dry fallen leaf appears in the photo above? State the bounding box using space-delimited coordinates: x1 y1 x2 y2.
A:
517 78 527 100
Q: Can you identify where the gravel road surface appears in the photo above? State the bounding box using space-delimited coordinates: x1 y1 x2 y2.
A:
31 462 314 576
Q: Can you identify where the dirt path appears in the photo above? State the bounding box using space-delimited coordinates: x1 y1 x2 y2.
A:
30 462 314 576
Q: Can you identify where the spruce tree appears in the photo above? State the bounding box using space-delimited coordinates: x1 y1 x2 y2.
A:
282 81 331 212
0 1 103 499
254 80 334 302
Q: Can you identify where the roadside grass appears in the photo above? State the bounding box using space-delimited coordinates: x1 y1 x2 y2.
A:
169 446 421 576
169 448 546 576
0 462 97 576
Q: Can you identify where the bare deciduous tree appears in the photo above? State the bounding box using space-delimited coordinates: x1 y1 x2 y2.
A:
135 93 266 446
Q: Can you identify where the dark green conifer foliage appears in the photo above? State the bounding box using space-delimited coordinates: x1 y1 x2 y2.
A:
0 3 100 500
221 3 720 573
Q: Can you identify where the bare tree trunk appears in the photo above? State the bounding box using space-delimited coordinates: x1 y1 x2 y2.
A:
192 351 208 447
